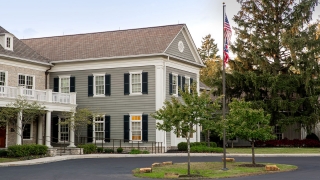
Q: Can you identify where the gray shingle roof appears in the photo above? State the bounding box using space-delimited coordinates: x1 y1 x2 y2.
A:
0 26 49 63
22 24 185 62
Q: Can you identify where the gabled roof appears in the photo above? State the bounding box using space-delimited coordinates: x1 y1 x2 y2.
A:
0 26 49 64
22 24 187 62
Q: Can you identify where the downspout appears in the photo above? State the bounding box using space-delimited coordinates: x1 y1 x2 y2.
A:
45 66 52 89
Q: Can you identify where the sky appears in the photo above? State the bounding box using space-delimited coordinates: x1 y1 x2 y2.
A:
1 0 319 58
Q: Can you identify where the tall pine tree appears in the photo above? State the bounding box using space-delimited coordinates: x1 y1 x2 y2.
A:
227 0 320 133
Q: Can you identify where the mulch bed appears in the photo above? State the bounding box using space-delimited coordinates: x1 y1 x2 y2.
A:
238 164 265 167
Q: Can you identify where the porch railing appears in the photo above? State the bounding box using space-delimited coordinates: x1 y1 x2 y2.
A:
0 86 76 105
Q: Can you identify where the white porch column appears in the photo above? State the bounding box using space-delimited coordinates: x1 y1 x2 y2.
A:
37 115 44 145
68 113 76 147
16 111 22 145
45 111 52 148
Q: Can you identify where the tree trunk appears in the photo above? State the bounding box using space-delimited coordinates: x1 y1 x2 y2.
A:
207 130 210 147
251 141 255 165
187 137 190 176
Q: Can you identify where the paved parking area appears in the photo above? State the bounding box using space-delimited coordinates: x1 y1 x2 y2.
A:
0 156 318 180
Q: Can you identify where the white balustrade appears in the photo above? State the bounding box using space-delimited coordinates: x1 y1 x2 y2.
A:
0 86 76 105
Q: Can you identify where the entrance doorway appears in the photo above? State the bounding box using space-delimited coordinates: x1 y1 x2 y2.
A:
0 127 6 148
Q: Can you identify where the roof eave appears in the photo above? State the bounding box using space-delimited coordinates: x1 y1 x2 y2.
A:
0 54 52 66
164 53 205 68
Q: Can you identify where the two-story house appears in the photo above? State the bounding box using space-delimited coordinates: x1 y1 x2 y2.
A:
0 27 77 148
0 24 204 151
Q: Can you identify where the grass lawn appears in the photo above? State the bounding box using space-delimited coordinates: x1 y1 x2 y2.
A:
0 158 20 163
226 147 320 154
133 162 297 179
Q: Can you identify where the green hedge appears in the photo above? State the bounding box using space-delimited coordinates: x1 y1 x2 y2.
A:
129 149 150 154
190 146 223 153
117 147 123 153
78 144 97 154
7 144 48 157
104 148 114 153
177 142 218 151
0 150 8 157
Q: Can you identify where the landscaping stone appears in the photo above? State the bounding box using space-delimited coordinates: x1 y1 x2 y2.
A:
265 165 280 171
152 163 161 167
164 173 179 178
162 161 173 165
222 158 235 162
139 168 152 173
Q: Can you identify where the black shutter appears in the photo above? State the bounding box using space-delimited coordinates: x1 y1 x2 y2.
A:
169 73 173 95
142 114 148 142
178 75 181 96
190 78 194 94
105 74 111 96
70 77 75 92
87 117 93 143
182 76 185 92
52 116 59 143
104 115 110 142
142 72 148 94
88 75 94 97
124 115 130 142
124 73 130 95
53 78 59 92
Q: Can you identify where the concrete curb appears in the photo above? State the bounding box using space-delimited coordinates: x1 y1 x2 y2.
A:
1 153 320 167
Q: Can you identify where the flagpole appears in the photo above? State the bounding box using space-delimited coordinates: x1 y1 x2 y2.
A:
222 2 228 171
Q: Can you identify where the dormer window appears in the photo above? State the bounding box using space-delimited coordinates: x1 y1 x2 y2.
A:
6 37 11 48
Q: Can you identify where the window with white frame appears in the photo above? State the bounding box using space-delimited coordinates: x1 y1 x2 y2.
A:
131 115 142 141
185 77 190 92
6 37 11 48
23 123 32 140
18 74 34 89
274 125 283 140
94 116 104 141
59 118 69 142
130 71 142 94
94 75 105 96
172 74 178 95
0 72 6 86
60 77 70 93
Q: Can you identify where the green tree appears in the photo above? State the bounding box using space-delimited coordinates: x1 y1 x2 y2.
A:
224 0 320 133
0 96 46 145
151 83 220 176
60 108 98 144
197 34 220 62
225 99 274 164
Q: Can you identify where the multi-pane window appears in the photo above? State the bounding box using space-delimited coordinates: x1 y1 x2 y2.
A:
94 117 104 141
6 37 10 48
23 123 31 139
131 73 141 93
0 72 5 86
59 118 69 142
172 75 178 95
131 115 141 141
95 75 104 95
274 125 283 140
60 77 70 93
18 74 33 89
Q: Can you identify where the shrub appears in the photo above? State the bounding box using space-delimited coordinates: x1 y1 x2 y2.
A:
190 146 223 153
177 142 187 151
306 133 320 141
0 150 8 157
97 147 104 153
7 144 48 157
129 149 141 154
142 150 149 154
117 147 123 153
78 144 97 154
104 148 114 153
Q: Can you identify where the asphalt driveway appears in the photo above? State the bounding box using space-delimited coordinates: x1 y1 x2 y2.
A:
0 156 318 180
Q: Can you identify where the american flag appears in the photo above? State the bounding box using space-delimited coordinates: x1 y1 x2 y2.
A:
224 14 232 64
224 38 230 64
224 14 232 45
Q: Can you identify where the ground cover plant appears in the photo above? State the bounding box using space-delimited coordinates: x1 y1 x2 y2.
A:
133 162 297 179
